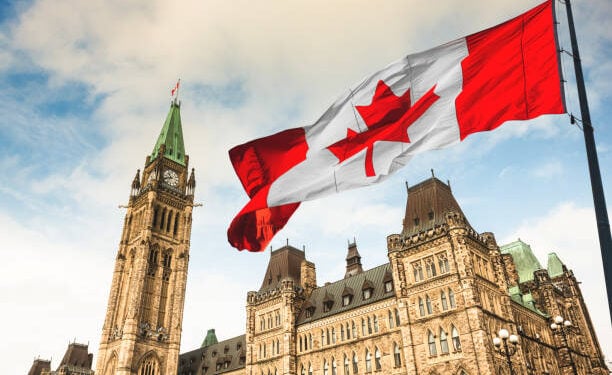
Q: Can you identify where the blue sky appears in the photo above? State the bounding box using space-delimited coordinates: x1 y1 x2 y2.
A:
1 0 611 373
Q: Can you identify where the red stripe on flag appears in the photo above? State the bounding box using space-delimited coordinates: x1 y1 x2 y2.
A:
228 127 308 251
456 0 565 140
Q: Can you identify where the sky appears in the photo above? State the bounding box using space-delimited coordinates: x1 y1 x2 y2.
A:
1 0 611 373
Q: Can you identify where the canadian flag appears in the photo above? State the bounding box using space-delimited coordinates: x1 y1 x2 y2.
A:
228 0 565 252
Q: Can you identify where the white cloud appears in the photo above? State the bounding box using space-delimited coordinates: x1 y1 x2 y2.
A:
530 160 565 179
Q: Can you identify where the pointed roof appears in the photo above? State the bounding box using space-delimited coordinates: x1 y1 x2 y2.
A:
344 241 364 278
150 100 186 166
58 342 93 370
259 245 306 292
500 239 543 283
402 177 466 235
547 252 565 278
202 328 219 348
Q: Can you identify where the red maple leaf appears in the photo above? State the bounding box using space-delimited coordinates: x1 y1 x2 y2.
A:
327 80 439 176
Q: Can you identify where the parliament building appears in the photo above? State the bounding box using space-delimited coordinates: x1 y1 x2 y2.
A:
28 101 608 375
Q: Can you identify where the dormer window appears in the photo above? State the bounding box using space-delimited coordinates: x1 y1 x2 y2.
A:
341 285 354 307
305 306 315 318
428 210 434 220
414 217 420 226
362 279 374 300
323 300 333 312
363 288 372 300
384 280 393 292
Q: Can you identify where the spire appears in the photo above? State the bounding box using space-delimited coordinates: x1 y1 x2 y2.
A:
150 101 186 166
201 329 218 348
344 240 363 278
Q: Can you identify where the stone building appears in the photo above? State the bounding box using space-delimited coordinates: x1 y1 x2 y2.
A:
27 342 94 375
95 98 197 375
178 177 608 375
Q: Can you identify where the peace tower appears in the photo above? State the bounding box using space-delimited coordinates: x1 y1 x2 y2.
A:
96 99 196 375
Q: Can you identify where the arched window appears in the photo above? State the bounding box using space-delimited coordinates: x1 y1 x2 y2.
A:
373 315 379 332
374 347 381 370
428 331 437 356
332 357 337 375
173 212 180 236
352 321 357 338
309 333 312 349
332 327 336 343
300 365 305 375
160 208 167 230
440 328 449 354
352 352 358 374
299 335 303 352
367 316 372 334
393 343 402 367
308 362 313 375
395 308 401 326
323 359 329 375
426 295 433 314
138 354 159 375
321 330 325 347
276 339 280 354
165 209 172 232
419 297 425 317
326 328 331 345
441 291 448 311
388 310 394 328
341 325 345 340
361 318 366 336
344 354 350 374
365 349 372 372
449 288 456 308
452 326 462 351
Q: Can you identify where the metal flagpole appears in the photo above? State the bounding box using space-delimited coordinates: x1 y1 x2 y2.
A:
563 0 612 323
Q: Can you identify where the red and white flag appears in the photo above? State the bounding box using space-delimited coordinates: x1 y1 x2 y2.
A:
228 0 565 252
171 79 180 97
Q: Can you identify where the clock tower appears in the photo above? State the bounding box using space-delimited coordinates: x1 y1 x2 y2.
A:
96 99 196 375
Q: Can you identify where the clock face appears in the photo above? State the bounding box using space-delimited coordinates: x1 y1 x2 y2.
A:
163 169 179 187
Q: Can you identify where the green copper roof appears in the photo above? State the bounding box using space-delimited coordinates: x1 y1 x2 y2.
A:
151 101 186 166
201 329 218 348
547 252 565 278
500 239 543 283
508 286 548 317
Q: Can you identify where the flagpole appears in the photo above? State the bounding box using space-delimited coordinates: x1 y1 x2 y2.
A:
563 0 612 323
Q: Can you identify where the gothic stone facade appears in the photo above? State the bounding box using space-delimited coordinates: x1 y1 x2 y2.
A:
96 100 197 375
179 178 607 375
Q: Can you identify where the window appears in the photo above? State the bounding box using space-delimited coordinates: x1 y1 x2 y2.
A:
440 328 449 354
138 355 159 375
363 288 372 300
309 333 313 350
321 330 325 347
341 325 345 341
301 366 305 375
305 306 315 318
362 319 366 336
384 280 393 292
413 262 424 282
351 321 357 338
365 350 372 372
449 288 456 308
395 308 401 326
388 310 394 328
428 331 437 356
344 354 350 374
332 328 336 344
352 353 358 374
425 257 437 278
393 343 401 367
324 300 333 312
332 358 337 375
327 328 330 345
374 347 381 371
426 295 433 315
323 360 329 375
452 326 461 351
418 298 425 317
438 253 449 273
441 291 448 311
373 315 379 333
367 317 372 334
343 294 352 306
308 363 313 375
